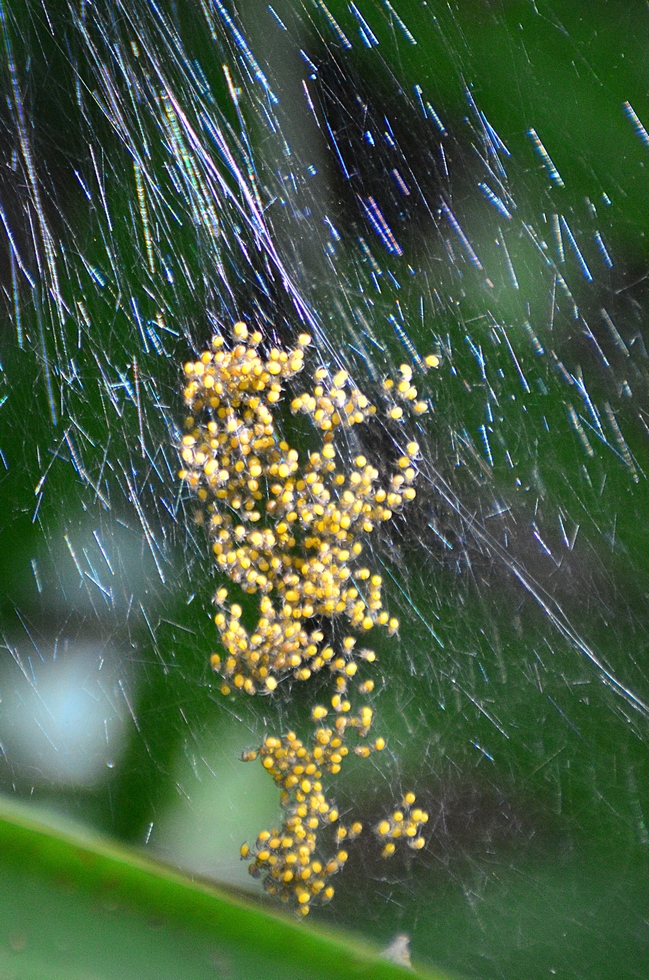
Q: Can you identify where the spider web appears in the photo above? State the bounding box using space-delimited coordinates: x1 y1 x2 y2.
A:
1 0 649 976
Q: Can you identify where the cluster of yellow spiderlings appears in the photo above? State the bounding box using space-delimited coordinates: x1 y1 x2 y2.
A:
179 321 434 697
375 792 429 858
179 321 437 912
238 696 391 912
240 719 369 911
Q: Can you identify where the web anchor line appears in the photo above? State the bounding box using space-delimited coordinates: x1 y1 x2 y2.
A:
420 466 649 721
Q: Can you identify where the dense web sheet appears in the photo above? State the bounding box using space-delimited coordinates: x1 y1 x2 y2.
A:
1 0 649 976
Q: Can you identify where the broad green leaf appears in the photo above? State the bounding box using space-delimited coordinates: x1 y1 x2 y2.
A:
0 798 449 980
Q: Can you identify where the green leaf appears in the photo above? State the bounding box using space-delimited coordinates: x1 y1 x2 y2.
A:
0 797 451 980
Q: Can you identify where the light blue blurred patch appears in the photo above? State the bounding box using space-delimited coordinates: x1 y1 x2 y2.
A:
0 642 131 786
